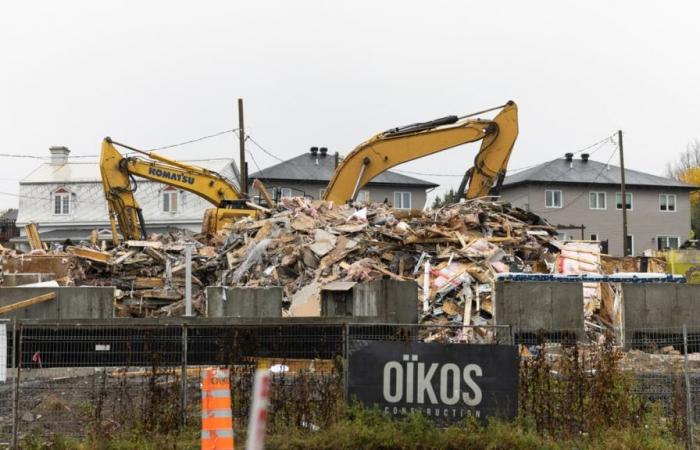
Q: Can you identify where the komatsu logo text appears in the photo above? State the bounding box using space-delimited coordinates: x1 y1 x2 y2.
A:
148 167 195 185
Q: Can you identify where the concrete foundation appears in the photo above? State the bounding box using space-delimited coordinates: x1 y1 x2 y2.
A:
321 279 418 323
494 281 584 341
0 287 114 319
206 286 282 318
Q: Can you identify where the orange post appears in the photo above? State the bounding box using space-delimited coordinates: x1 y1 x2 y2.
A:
201 368 234 450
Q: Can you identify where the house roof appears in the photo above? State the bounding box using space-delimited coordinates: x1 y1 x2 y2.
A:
503 157 697 189
21 159 239 184
249 152 439 188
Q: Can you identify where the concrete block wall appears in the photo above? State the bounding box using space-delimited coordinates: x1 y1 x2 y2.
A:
206 286 282 318
494 281 585 339
0 287 114 319
321 280 418 323
622 284 700 346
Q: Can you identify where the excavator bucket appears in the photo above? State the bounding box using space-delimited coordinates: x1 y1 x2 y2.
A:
202 207 258 236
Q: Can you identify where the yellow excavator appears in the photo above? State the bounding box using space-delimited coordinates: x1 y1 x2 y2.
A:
322 101 518 205
99 137 256 243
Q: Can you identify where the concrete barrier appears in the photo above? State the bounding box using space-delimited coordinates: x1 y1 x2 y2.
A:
494 281 584 341
206 286 282 318
623 284 700 346
2 273 55 286
0 287 114 319
320 279 418 323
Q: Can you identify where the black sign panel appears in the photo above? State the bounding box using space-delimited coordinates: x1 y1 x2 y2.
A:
348 340 518 421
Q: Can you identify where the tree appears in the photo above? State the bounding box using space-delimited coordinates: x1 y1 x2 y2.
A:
666 139 700 178
667 140 700 237
430 187 459 209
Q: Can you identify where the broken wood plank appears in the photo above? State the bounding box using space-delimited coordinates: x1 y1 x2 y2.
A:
25 223 43 251
0 292 57 315
66 246 112 263
253 179 275 208
125 240 163 249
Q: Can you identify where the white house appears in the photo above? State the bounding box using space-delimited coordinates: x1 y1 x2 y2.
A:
14 146 240 250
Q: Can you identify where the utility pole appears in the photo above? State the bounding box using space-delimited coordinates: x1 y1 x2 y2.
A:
619 130 628 256
238 98 247 195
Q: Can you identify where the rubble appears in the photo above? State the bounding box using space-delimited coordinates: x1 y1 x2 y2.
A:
0 197 667 342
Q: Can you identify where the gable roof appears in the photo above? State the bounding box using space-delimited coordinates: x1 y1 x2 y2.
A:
249 152 439 188
20 159 239 184
503 157 696 189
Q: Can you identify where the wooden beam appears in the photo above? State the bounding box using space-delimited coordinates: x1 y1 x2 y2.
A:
25 223 43 251
253 179 275 208
0 293 57 315
66 246 112 263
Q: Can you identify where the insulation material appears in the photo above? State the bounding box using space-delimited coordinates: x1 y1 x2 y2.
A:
555 241 602 319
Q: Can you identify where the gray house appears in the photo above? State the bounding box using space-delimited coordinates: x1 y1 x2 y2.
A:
500 152 696 256
249 147 439 210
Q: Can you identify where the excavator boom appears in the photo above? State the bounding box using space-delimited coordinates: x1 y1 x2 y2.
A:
100 137 254 243
322 101 518 205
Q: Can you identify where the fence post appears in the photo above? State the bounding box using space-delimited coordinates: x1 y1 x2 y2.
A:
343 322 350 401
683 324 695 449
12 321 22 450
181 322 188 427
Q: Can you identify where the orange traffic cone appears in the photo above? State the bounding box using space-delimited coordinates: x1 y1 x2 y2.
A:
201 368 234 450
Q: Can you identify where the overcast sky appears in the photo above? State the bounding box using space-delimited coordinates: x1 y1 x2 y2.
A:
1 1 699 210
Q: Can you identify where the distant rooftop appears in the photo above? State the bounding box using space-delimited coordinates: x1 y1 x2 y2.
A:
21 159 239 184
249 150 439 188
0 209 18 222
503 154 696 189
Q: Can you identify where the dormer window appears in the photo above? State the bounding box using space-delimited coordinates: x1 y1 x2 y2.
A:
162 186 179 213
53 187 71 215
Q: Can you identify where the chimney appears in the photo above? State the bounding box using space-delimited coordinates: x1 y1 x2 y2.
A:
581 153 589 162
319 147 328 156
310 146 319 156
49 146 70 165
564 152 574 162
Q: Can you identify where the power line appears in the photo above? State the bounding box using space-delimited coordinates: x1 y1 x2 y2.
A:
150 129 238 151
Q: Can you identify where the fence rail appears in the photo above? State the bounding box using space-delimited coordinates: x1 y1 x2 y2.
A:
1 319 700 447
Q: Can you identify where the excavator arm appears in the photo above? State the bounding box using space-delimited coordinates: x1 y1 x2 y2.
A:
100 137 253 243
322 101 518 205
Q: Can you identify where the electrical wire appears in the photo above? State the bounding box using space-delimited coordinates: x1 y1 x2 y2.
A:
528 144 620 214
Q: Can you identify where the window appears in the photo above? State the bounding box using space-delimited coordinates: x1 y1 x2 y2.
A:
356 190 370 203
590 233 599 241
53 188 70 215
393 192 411 210
657 236 680 250
319 188 326 200
162 188 178 213
659 194 676 212
615 192 633 210
545 190 562 208
589 192 606 210
556 232 568 240
279 187 292 198
625 235 634 255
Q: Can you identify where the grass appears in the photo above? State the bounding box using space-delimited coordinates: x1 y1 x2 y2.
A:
19 405 682 450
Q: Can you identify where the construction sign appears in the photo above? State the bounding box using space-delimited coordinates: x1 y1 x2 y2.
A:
348 341 518 422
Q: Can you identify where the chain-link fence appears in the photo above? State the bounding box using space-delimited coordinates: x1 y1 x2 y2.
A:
3 319 700 447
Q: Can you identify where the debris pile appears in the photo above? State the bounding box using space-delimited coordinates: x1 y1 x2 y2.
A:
2 198 563 322
213 198 559 329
